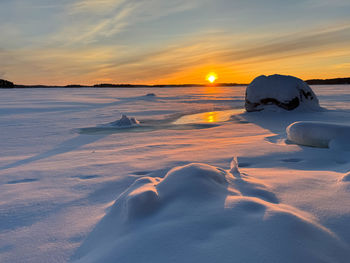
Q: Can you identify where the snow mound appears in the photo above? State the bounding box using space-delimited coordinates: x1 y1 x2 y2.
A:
287 121 350 149
72 160 348 263
245 74 320 112
105 114 140 128
341 173 350 182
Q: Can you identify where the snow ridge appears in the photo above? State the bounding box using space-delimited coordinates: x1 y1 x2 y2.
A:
72 160 349 263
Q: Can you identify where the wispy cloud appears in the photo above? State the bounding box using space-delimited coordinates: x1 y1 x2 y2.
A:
2 23 350 84
1 0 350 84
333 63 350 69
219 24 350 62
53 0 202 45
304 0 350 8
69 0 126 14
91 24 350 79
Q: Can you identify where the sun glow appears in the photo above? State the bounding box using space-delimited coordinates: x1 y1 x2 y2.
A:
206 73 217 84
205 112 216 123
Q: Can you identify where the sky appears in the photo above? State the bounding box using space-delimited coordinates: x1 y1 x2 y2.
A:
1 0 350 85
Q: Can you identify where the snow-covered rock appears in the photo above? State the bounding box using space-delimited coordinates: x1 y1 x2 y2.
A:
245 74 320 112
287 121 350 149
105 114 140 127
72 161 349 263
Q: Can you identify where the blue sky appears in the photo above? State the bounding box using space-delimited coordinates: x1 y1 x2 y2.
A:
1 0 350 84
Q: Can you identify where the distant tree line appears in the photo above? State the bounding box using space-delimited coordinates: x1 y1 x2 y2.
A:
1 77 349 89
0 79 14 88
306 78 350 85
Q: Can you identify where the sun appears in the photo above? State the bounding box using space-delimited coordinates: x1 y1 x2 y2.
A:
206 73 217 84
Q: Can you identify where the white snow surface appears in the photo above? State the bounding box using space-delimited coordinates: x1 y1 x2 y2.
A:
0 85 350 263
287 121 350 149
245 74 320 111
72 161 349 263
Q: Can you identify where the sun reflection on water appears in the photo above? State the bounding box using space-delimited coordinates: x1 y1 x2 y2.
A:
174 109 244 125
205 112 216 123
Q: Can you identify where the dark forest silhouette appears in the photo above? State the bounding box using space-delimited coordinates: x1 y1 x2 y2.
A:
1 77 350 89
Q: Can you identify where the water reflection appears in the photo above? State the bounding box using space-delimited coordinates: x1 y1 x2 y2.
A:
79 108 245 135
173 109 244 125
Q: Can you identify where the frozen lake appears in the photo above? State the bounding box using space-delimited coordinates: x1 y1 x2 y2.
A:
0 85 350 262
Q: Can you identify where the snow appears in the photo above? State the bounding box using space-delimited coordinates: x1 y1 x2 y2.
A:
103 114 140 128
287 121 350 149
72 161 349 263
0 85 350 263
245 74 320 112
342 173 350 182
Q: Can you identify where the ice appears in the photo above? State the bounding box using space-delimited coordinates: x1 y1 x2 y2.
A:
287 121 350 149
0 85 350 263
245 74 320 112
173 109 244 124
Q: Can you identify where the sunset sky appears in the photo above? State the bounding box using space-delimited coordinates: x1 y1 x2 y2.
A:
1 0 350 85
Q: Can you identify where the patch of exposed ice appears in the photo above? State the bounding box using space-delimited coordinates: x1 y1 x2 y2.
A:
173 109 244 125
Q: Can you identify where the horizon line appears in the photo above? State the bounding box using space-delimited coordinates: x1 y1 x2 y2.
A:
1 76 350 88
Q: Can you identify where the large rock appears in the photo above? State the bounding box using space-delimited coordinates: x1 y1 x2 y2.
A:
0 79 14 89
245 74 320 112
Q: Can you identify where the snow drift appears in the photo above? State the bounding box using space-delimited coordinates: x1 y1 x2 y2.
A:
72 160 349 263
287 121 350 149
103 114 140 128
245 74 320 112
